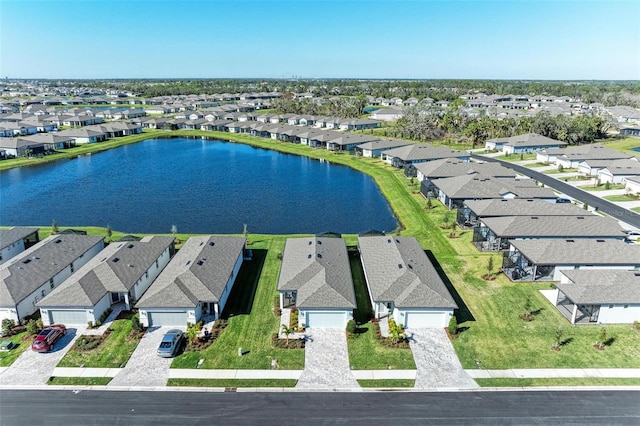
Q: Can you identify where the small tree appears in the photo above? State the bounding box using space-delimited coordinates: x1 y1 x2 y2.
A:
185 322 200 345
521 297 533 321
426 197 433 210
51 219 59 234
605 181 611 190
558 164 564 172
583 203 588 210
26 319 40 336
442 212 452 229
486 256 495 278
280 324 293 347
596 327 607 350
131 314 143 332
106 225 112 243
552 326 564 350
448 316 458 336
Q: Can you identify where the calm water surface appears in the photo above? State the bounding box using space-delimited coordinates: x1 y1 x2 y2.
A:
0 138 398 234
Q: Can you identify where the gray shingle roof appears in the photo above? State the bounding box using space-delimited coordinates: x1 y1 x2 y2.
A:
382 144 469 161
414 158 516 179
0 235 104 307
548 144 631 161
481 215 624 238
357 139 411 151
510 238 640 265
0 227 39 251
464 199 586 217
36 236 174 308
557 270 640 304
433 175 557 199
135 236 245 309
358 236 456 309
489 133 567 148
277 237 355 309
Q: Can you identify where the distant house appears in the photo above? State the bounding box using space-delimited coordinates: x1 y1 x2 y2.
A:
415 158 516 183
619 126 640 137
0 227 40 266
277 237 356 328
0 235 104 323
326 133 379 152
369 107 404 121
596 158 640 184
37 236 175 326
625 176 640 195
539 144 631 169
358 236 457 328
136 236 246 327
552 270 640 324
426 175 557 210
502 238 640 282
56 128 107 144
356 139 411 158
382 144 470 169
337 119 379 131
472 215 624 251
485 133 567 154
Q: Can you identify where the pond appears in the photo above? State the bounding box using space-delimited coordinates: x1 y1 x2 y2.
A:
0 138 399 234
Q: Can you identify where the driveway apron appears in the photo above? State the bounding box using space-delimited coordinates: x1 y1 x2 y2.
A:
0 326 86 386
108 327 179 387
295 328 359 389
408 328 478 389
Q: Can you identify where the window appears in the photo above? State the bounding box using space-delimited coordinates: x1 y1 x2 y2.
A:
155 259 159 268
609 305 614 309
624 305 629 309
41 290 46 297
70 263 74 273
50 278 54 289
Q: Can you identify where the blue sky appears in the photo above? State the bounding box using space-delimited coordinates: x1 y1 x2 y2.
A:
1 0 638 79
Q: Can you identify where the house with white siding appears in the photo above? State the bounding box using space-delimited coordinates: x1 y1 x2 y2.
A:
136 236 246 327
277 237 355 328
358 236 457 328
596 158 640 184
0 235 104 323
37 236 174 326
0 227 40 266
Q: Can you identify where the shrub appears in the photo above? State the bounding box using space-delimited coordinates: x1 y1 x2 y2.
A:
74 336 102 351
448 316 458 336
634 320 640 331
87 321 94 329
558 164 564 172
131 314 144 332
26 319 41 336
290 308 299 329
346 319 356 334
1 319 15 337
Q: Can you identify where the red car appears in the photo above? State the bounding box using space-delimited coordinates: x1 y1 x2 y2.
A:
31 324 66 352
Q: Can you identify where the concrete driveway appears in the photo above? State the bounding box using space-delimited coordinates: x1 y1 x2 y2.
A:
0 326 85 386
108 326 181 388
295 328 358 389
408 328 477 389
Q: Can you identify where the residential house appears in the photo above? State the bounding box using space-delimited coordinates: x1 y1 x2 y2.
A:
596 158 640 184
625 176 640 195
539 144 630 169
0 235 104 323
485 133 567 154
37 236 175 326
277 237 356 328
358 236 457 328
56 128 107 144
552 270 640 324
136 236 246 327
415 158 516 183
327 134 379 152
356 139 411 158
457 198 587 227
0 227 40 266
369 107 404 121
426 175 557 210
338 119 379 131
472 215 624 251
502 238 640 282
382 144 470 169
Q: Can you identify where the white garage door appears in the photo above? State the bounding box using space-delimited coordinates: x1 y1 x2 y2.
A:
405 311 445 328
147 311 187 327
306 311 346 328
49 310 87 325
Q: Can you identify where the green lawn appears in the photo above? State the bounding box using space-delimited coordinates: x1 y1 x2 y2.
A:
601 137 640 156
493 153 537 161
56 315 139 368
357 379 415 388
47 377 112 386
347 253 416 370
577 183 626 191
543 168 577 175
476 378 640 387
633 207 640 213
0 331 31 366
166 379 297 387
170 239 305 369
603 194 639 202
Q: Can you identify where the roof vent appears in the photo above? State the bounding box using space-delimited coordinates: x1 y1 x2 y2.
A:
308 241 312 245
54 239 62 244
566 239 575 243
317 253 322 259
196 260 204 266
127 244 134 249
308 254 312 259
209 242 215 246
398 264 403 269
128 263 134 267
531 216 538 219
22 259 31 264
577 216 584 219
596 239 605 242
112 258 120 263
186 260 191 266
200 241 204 246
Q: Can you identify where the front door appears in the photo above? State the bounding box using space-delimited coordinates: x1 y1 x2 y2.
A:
587 305 600 322
111 293 121 304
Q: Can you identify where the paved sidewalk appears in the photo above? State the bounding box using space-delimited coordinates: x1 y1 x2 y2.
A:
83 303 126 336
295 329 359 389
409 328 478 389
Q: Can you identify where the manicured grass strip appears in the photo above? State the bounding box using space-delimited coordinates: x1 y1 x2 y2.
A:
171 241 305 370
633 207 640 213
357 379 415 388
475 378 640 387
47 377 112 386
56 316 139 368
493 153 537 161
602 137 640 156
603 194 639 202
542 168 577 174
347 323 416 370
166 378 297 387
0 332 31 367
577 183 626 191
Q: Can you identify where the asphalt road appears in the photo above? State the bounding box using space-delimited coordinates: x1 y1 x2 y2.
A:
472 154 640 229
1 390 639 425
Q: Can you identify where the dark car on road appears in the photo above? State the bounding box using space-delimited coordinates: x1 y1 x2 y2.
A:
157 329 185 358
31 324 66 352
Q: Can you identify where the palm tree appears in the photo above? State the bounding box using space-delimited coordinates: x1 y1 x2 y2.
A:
281 324 293 347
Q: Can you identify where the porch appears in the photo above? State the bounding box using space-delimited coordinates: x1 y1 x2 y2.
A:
556 295 596 325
